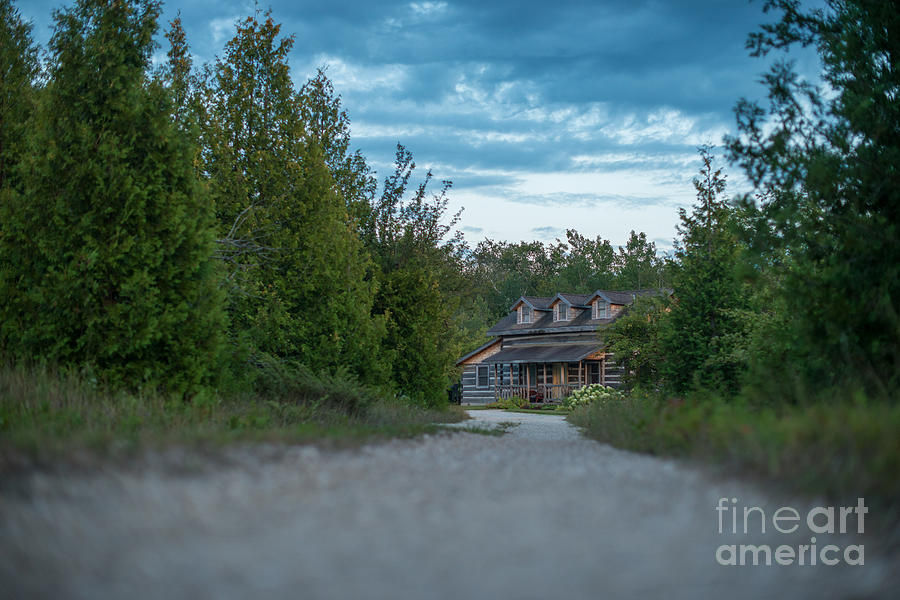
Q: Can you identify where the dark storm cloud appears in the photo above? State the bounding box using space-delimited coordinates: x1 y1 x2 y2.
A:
280 0 778 111
20 0 782 146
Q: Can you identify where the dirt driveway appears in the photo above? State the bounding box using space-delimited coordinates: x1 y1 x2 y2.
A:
0 409 893 599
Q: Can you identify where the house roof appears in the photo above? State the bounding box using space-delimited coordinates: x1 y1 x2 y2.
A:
480 342 604 364
586 289 663 305
509 295 555 311
487 306 617 336
490 289 667 337
555 293 592 307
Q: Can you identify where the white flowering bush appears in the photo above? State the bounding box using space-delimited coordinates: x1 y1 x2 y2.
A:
561 384 625 410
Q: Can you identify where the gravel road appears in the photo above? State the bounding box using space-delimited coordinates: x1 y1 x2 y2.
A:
0 409 894 599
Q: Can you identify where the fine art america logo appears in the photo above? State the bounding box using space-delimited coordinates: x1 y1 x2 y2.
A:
715 497 867 566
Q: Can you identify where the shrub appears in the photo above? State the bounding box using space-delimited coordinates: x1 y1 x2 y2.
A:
561 384 625 411
494 396 528 409
254 359 382 417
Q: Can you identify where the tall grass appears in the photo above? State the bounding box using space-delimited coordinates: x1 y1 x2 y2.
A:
568 392 900 516
0 363 465 463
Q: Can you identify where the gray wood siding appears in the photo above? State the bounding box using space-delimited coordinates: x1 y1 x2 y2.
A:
603 353 624 388
461 364 497 404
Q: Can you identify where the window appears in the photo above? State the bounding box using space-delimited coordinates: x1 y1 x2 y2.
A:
588 362 601 384
555 303 568 321
476 365 489 388
537 363 547 385
593 300 608 319
518 304 533 324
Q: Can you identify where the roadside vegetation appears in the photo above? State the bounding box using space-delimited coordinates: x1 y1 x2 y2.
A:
569 0 900 519
568 392 900 514
0 363 465 468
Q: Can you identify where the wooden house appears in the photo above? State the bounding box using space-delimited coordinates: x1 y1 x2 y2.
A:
456 290 659 405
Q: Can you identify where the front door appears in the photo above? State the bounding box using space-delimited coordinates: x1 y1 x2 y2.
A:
554 363 566 385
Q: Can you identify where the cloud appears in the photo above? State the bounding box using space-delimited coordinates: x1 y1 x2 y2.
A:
19 0 798 248
507 191 680 210
208 16 240 46
530 226 566 241
409 2 450 17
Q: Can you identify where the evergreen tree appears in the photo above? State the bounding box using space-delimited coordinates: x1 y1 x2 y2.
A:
160 14 195 126
0 0 40 196
297 68 377 229
199 11 387 384
658 149 749 393
0 0 224 395
728 0 900 394
370 145 466 405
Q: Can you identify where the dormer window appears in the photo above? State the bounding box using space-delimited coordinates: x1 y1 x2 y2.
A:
593 299 608 319
555 303 568 322
518 304 533 324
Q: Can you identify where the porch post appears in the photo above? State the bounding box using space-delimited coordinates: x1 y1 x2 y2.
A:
494 363 499 399
578 360 583 388
601 355 606 386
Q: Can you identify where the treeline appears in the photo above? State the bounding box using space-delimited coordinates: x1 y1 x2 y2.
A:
467 229 669 326
0 0 469 404
607 0 899 404
0 0 668 405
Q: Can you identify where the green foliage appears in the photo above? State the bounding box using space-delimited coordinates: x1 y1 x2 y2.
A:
614 231 667 290
494 395 529 409
298 68 378 228
727 0 900 396
249 358 385 416
196 10 388 387
0 0 40 195
658 149 750 394
365 145 467 406
606 295 668 388
0 0 224 396
608 150 749 396
568 390 900 511
468 229 667 325
561 384 625 410
0 362 465 458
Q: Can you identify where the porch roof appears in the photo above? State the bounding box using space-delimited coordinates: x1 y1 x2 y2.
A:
480 343 603 364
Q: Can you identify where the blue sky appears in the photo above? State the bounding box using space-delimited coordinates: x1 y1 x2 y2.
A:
18 0 821 251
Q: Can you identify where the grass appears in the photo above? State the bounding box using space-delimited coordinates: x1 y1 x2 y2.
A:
0 363 466 470
567 392 900 520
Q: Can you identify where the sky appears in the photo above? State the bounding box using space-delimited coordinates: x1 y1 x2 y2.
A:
17 0 822 252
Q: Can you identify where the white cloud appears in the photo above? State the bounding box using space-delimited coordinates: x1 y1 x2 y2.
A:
409 2 449 17
209 16 240 46
600 107 729 147
294 55 409 93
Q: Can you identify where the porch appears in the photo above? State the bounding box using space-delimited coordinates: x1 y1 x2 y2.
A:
460 340 623 405
483 359 611 404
